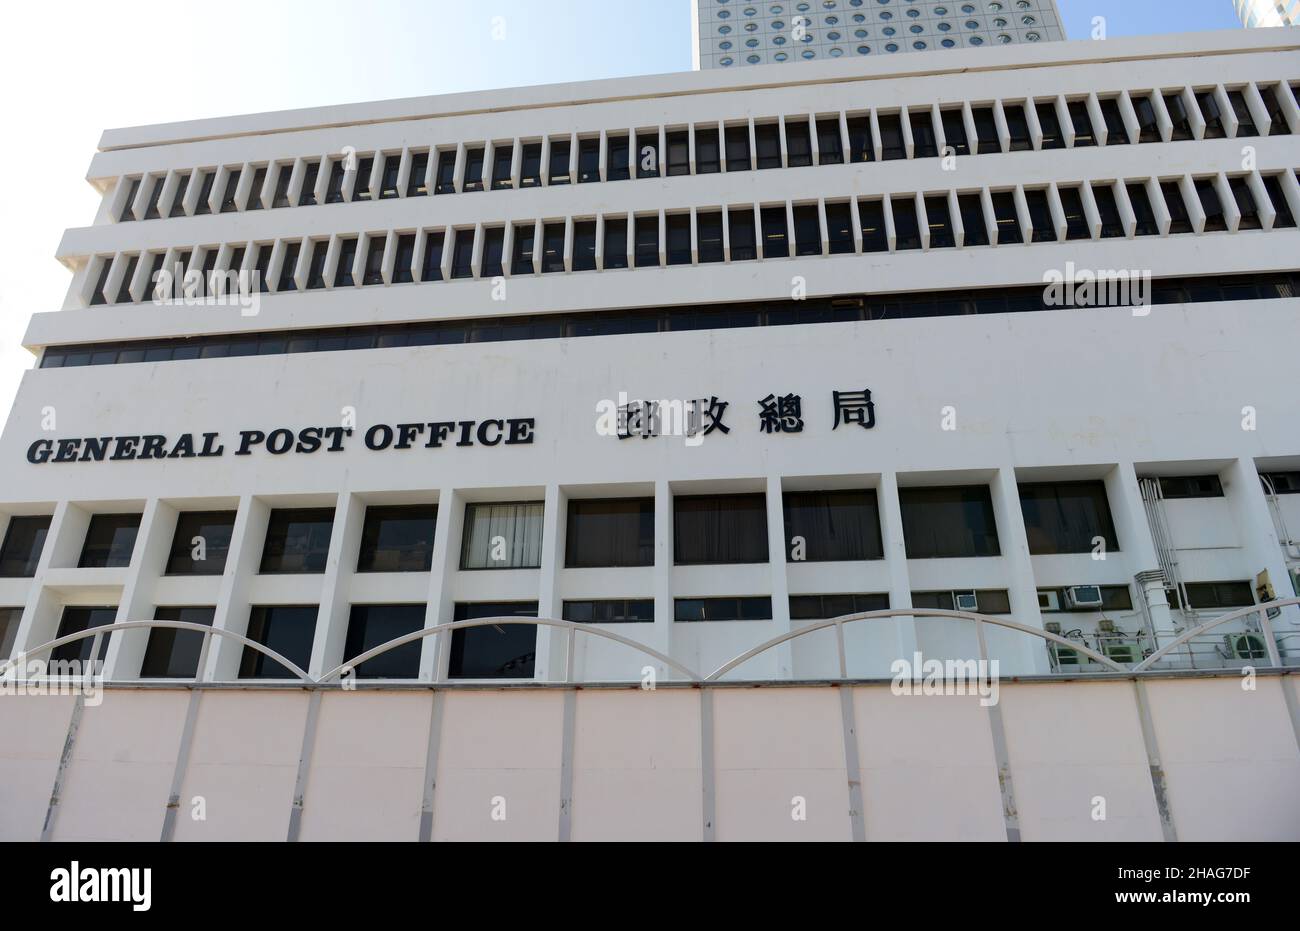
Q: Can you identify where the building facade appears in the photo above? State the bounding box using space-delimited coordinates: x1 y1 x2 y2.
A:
0 28 1298 841
1236 0 1300 28
692 0 1065 69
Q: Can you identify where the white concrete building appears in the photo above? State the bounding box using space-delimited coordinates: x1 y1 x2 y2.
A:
692 0 1066 69
0 28 1298 842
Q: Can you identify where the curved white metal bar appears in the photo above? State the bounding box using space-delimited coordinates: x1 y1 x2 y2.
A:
703 608 1129 681
316 616 703 683
1132 598 1300 672
3 620 314 683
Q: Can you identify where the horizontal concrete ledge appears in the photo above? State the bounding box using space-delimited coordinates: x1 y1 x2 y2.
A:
31 664 1299 692
96 29 1300 152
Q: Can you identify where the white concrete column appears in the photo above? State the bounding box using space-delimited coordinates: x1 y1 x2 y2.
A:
309 492 365 678
989 466 1049 674
1225 458 1300 629
206 495 268 681
877 473 916 663
1104 463 1174 646
103 498 176 679
652 479 674 678
534 484 565 681
765 475 792 679
421 488 462 681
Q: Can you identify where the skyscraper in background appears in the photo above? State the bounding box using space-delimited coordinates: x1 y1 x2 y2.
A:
1235 0 1299 27
692 0 1065 69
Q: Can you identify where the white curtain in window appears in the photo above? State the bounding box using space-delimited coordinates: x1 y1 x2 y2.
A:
461 502 544 569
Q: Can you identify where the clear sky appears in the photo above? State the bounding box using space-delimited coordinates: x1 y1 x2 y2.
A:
0 0 1249 418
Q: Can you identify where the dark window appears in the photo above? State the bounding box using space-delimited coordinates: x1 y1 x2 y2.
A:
52 607 115 664
635 131 659 178
294 162 317 207
169 172 191 217
434 150 456 194
923 196 955 249
602 218 628 269
958 193 989 246
725 124 751 170
1164 92 1193 141
492 144 515 190
635 215 659 267
573 221 597 271
253 244 273 292
674 494 768 565
790 592 888 620
563 600 654 624
1099 97 1131 144
420 231 445 282
407 152 429 196
783 490 882 562
899 486 1000 559
353 156 375 201
362 236 385 285
940 109 969 155
240 605 317 679
816 118 844 164
462 147 486 192
0 607 22 658
306 240 329 289
667 213 692 265
451 229 475 279
674 597 772 622
912 590 1011 614
761 206 789 258
728 207 757 260
506 223 533 275
344 604 424 678
325 160 347 203
847 115 874 162
755 123 782 169
695 127 721 173
859 199 888 252
892 196 921 251
357 505 437 572
1227 89 1258 137
449 602 537 679
793 204 821 256
89 258 111 306
1004 103 1032 150
541 222 566 273
1263 174 1297 228
1025 189 1056 242
335 237 357 287
1132 93 1160 143
143 175 165 218
519 143 543 187
166 511 235 575
118 177 141 221
1229 175 1262 230
698 211 724 263
566 498 653 568
79 514 141 568
1068 100 1095 146
878 112 905 160
277 241 301 291
666 131 690 176
0 515 51 577
1092 183 1125 238
576 138 600 184
1158 475 1224 499
260 508 334 574
1261 84 1291 136
1196 177 1227 232
481 227 505 278
142 606 214 678
1196 90 1226 139
393 234 416 283
1018 481 1119 555
1181 581 1254 610
972 106 1000 152
548 138 571 184
1036 101 1065 149
114 255 139 304
826 202 854 254
194 170 216 214
785 118 812 167
1161 181 1194 234
991 191 1023 244
1127 183 1160 236
1262 472 1300 494
606 134 630 181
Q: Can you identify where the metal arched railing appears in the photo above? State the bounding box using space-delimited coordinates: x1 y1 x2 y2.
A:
5 601 1295 685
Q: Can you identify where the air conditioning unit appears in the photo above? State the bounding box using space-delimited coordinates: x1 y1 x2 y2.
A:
1038 589 1061 611
954 591 979 611
1224 633 1268 661
1101 641 1139 665
1043 621 1062 634
1064 585 1104 610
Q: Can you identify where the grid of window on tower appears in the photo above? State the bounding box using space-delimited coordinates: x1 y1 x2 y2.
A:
699 0 1061 66
4 476 1294 679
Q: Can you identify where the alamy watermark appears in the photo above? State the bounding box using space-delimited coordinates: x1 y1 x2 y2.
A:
890 652 1000 706
1043 262 1151 314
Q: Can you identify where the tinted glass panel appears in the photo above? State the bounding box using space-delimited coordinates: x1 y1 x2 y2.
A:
344 604 424 678
78 514 141 568
357 505 437 572
783 490 883 562
449 601 538 678
240 606 317 678
674 494 768 565
142 606 214 678
1018 481 1119 555
0 515 51 577
566 498 654 568
900 486 1000 558
166 511 235 575
260 508 334 574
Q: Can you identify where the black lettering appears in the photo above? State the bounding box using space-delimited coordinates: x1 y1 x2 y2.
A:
322 427 351 452
505 418 535 445
110 436 141 460
456 420 475 447
167 434 196 459
138 435 168 460
425 422 456 448
27 440 52 464
395 423 425 449
295 428 322 454
235 430 265 456
365 424 394 451
197 433 224 457
54 438 82 463
476 419 504 446
79 437 112 462
266 428 295 455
